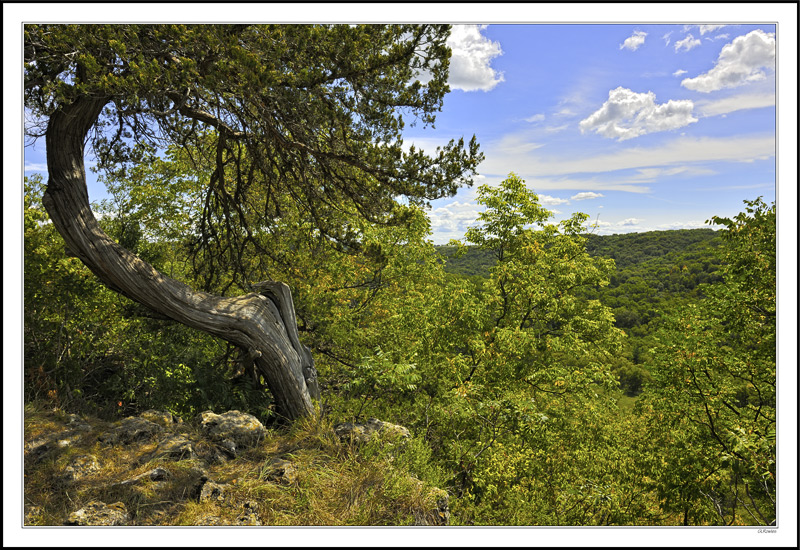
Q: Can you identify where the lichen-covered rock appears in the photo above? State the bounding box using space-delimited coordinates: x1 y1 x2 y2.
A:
113 467 172 488
26 431 86 464
412 484 450 526
149 434 196 461
236 501 262 525
140 409 181 427
100 416 164 445
66 414 92 432
193 515 230 526
333 418 411 444
61 454 100 483
24 505 43 525
263 457 298 485
64 500 129 526
199 481 227 503
197 410 266 455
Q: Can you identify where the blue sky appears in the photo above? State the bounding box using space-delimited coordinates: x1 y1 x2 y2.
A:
411 23 778 242
18 20 782 244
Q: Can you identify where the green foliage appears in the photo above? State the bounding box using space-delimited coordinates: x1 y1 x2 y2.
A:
640 198 776 525
24 175 275 421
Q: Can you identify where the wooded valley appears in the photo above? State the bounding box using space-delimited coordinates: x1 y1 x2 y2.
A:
22 24 777 528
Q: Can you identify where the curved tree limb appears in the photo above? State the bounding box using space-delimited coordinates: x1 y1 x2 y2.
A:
41 95 316 420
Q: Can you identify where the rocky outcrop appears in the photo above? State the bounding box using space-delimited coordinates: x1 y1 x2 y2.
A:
26 408 447 527
263 457 298 485
99 416 164 445
64 500 130 526
60 455 100 483
333 418 411 444
197 410 267 456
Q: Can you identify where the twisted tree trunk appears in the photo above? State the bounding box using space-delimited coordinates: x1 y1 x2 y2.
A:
41 96 318 420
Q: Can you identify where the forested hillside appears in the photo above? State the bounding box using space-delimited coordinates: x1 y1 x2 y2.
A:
22 23 776 529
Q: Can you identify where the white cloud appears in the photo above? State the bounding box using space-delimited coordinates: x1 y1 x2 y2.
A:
706 34 730 41
626 166 716 183
524 113 545 123
675 33 702 52
479 133 775 181
427 199 481 235
681 30 775 93
620 30 647 51
544 124 569 134
695 91 775 116
493 133 545 155
662 32 673 46
578 87 697 141
698 25 727 35
538 194 570 206
621 218 642 226
447 25 504 92
570 192 604 201
24 162 48 172
673 69 688 77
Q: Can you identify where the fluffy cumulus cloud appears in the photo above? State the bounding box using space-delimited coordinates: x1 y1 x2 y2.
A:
681 30 775 93
427 200 482 240
447 25 505 92
579 87 697 141
675 33 702 52
620 30 647 51
570 192 604 201
621 218 642 226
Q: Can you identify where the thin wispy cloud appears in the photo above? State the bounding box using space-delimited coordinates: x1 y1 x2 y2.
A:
524 113 546 123
571 192 604 201
695 92 775 117
675 33 702 52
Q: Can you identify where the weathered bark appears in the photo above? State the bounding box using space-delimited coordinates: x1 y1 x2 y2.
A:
41 96 317 420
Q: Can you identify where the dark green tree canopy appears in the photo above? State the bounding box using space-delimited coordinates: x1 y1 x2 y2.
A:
25 24 482 269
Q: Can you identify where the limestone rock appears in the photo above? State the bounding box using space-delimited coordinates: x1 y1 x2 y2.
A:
412 485 450 526
26 431 85 464
199 481 227 503
149 434 196 461
24 505 43 525
61 454 100 483
333 418 411 444
140 409 181 427
193 515 230 526
236 501 262 525
113 467 172 488
100 416 164 445
66 414 92 432
64 500 129 526
197 410 266 455
263 457 298 485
